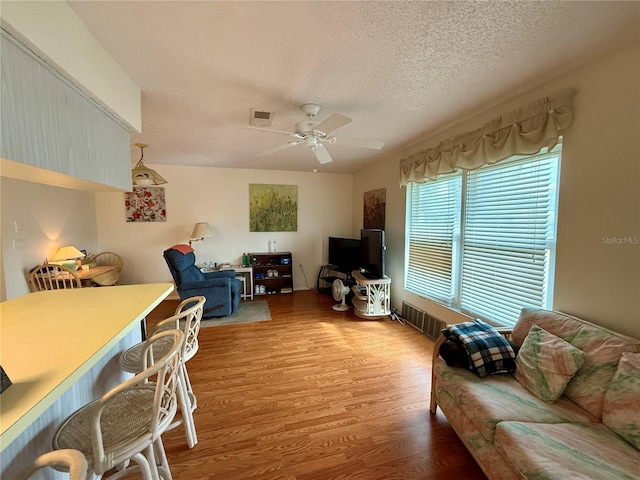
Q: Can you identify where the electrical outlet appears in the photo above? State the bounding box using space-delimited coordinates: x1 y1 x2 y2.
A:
13 239 26 250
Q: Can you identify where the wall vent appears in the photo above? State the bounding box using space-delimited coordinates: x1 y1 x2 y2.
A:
250 108 273 127
401 301 445 340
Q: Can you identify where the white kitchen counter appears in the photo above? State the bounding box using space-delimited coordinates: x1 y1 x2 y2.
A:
0 283 173 452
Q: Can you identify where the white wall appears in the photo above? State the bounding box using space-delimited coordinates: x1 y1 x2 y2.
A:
0 177 99 300
354 41 640 339
95 166 353 295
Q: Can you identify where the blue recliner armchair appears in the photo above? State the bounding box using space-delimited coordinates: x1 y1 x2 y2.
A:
163 245 242 317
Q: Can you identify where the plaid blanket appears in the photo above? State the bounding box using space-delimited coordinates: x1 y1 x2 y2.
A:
443 319 516 377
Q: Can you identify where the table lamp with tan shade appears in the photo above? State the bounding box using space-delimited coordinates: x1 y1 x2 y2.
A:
51 245 85 271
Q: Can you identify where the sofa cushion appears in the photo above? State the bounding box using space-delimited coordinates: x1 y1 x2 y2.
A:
514 324 586 402
494 421 640 480
512 308 640 418
603 352 640 449
435 384 524 480
435 357 597 442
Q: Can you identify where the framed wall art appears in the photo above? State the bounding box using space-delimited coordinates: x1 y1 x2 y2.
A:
363 188 386 230
125 187 166 222
249 184 298 232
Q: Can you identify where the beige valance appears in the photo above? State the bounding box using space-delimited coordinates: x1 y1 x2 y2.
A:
398 88 576 186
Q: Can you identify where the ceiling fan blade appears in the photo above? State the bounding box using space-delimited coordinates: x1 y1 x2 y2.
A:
312 145 333 164
313 113 352 135
256 141 301 157
335 136 385 150
244 125 297 136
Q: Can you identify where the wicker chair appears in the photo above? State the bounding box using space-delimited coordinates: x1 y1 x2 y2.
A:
28 264 82 291
18 449 87 480
119 296 205 449
52 329 184 480
89 251 123 286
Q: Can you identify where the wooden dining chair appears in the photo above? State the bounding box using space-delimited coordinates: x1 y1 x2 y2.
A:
89 251 123 286
28 264 82 291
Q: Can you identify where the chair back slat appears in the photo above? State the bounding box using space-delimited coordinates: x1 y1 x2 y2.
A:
28 264 82 291
152 296 206 363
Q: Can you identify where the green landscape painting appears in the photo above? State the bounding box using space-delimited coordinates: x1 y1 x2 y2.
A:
249 184 298 232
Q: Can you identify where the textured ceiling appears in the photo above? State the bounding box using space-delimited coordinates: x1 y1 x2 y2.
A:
68 1 640 174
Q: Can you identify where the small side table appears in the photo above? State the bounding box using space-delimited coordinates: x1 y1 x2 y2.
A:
351 270 391 320
217 265 254 300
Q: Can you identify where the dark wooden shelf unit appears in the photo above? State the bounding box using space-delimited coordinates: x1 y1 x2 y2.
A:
251 252 293 295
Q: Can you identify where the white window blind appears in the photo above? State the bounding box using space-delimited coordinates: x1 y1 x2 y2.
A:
405 149 560 327
460 155 559 325
406 173 461 304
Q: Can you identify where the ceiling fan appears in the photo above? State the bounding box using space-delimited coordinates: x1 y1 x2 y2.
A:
248 103 385 164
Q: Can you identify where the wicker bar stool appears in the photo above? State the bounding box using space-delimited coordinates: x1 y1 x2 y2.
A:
120 296 205 449
19 449 88 480
52 330 184 480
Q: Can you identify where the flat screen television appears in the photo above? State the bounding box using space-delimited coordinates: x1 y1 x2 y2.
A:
328 237 361 271
360 229 385 279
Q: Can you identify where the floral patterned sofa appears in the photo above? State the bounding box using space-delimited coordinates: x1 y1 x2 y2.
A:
430 308 640 479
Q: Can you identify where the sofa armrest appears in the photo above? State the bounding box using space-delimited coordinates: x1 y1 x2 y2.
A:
431 333 448 414
495 328 513 341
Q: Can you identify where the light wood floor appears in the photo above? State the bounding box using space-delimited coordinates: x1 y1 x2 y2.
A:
147 290 486 480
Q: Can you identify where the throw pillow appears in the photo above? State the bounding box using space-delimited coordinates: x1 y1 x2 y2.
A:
515 324 586 402
602 352 640 449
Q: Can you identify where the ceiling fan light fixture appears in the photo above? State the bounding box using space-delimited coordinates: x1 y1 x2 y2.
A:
301 103 322 117
296 120 320 136
132 143 168 187
250 102 384 165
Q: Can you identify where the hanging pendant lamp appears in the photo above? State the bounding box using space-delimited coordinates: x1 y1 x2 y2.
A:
131 143 168 186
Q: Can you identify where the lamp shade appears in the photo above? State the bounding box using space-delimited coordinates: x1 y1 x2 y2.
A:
132 143 167 186
132 165 167 186
52 246 85 261
190 222 213 240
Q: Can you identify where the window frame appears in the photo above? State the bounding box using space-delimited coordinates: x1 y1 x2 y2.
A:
405 147 561 327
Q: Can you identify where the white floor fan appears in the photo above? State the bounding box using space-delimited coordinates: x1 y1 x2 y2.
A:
332 279 350 311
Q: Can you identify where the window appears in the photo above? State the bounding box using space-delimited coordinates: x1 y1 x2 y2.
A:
405 148 560 327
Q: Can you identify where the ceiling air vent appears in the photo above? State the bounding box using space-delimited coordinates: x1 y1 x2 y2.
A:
250 108 273 128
